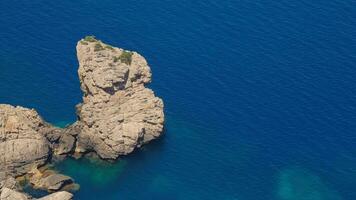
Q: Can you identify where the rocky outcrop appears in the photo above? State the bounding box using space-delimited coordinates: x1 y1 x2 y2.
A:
0 105 77 198
0 177 21 192
0 104 76 179
0 105 51 179
0 36 165 199
0 188 73 200
0 177 29 200
74 37 165 159
37 191 73 200
29 168 74 192
40 174 73 191
0 188 29 200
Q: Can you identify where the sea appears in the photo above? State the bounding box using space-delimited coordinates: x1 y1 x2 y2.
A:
0 0 355 199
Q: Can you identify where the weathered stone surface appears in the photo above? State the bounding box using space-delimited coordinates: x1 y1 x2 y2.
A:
0 177 19 191
37 191 73 200
0 188 28 200
32 173 73 191
0 105 51 179
74 38 165 159
43 127 76 157
52 133 76 156
0 105 76 198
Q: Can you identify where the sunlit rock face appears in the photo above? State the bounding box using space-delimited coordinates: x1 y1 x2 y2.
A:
0 105 51 180
277 167 342 200
0 104 78 181
74 37 165 159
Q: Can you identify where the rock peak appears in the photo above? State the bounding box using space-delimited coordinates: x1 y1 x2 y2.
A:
77 36 152 96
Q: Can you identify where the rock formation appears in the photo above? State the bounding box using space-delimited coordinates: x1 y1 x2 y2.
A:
0 105 51 180
36 191 73 200
29 168 75 192
0 188 73 200
74 37 165 159
0 105 76 199
0 188 29 200
0 36 165 199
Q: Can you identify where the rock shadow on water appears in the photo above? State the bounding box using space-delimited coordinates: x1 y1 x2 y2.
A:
276 167 342 200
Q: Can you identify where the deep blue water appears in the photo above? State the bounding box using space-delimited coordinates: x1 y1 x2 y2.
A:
1 0 356 199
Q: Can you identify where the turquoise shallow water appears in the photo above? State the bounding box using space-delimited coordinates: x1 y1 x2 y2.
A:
1 0 356 199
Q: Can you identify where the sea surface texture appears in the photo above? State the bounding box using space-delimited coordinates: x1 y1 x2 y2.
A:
0 0 355 200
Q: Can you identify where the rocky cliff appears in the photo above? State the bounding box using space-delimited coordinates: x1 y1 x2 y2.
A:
74 37 164 159
0 36 165 199
0 105 50 180
0 105 75 199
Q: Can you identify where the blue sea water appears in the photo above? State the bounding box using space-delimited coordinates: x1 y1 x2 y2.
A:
0 0 355 199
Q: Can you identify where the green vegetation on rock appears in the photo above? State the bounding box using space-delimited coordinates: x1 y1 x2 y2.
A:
117 50 133 65
105 45 114 50
80 41 89 45
113 56 119 63
83 35 97 42
94 43 105 51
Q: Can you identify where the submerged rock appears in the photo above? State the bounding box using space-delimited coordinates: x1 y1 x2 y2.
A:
277 167 342 200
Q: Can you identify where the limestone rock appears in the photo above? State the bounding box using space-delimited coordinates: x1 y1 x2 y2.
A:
37 191 73 200
43 127 76 157
0 104 77 196
74 37 165 159
0 188 28 200
32 173 74 192
0 177 19 191
0 105 51 179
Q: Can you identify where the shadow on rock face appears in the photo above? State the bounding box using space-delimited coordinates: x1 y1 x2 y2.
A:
276 167 342 200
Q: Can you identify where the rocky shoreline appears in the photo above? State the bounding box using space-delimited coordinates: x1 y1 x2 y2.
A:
0 36 165 199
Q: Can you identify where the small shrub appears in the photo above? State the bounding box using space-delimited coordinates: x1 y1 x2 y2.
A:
105 45 114 50
84 35 97 42
80 41 89 45
94 43 104 51
113 56 120 63
118 51 133 65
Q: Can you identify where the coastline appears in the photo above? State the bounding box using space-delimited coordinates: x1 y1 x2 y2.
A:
0 36 165 199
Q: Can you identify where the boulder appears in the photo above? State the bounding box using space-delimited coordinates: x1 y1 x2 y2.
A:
0 188 28 200
37 191 73 200
32 174 74 191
